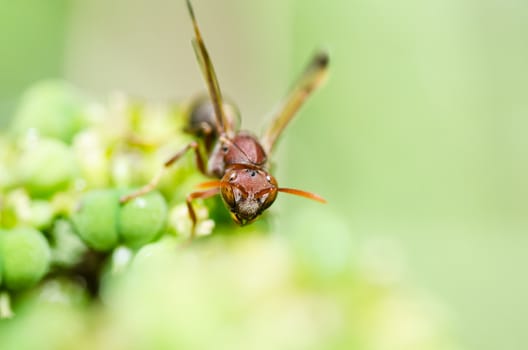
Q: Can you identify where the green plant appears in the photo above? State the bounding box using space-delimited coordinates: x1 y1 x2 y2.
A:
0 81 461 350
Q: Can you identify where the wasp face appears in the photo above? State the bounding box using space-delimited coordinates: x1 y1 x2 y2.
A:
220 167 278 225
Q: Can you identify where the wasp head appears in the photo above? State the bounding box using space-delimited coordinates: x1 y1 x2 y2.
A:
220 166 278 225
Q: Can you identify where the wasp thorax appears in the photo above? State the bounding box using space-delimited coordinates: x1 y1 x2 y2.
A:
220 167 278 225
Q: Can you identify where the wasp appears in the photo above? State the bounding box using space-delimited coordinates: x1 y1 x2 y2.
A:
121 0 329 238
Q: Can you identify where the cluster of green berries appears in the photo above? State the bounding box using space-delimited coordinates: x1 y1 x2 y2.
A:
0 81 460 350
0 80 217 304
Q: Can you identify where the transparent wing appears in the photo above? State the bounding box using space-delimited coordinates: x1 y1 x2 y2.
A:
186 0 230 135
261 51 329 154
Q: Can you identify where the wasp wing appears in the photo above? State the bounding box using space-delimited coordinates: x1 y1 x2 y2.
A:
187 0 231 135
261 52 329 154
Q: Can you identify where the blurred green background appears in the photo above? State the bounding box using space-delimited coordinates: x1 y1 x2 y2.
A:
1 0 527 349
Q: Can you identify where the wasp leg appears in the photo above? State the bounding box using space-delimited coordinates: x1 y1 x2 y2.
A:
120 141 206 203
186 187 220 240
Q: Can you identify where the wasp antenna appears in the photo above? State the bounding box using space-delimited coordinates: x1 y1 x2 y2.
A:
196 180 223 189
278 187 327 203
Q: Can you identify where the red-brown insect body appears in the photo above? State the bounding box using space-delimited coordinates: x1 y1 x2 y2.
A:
120 1 328 237
197 127 277 225
220 164 278 225
207 131 267 177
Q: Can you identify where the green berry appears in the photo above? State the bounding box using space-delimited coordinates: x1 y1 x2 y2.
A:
10 80 86 143
29 200 54 229
71 189 120 252
0 228 51 291
118 191 168 248
50 219 88 268
17 138 77 197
